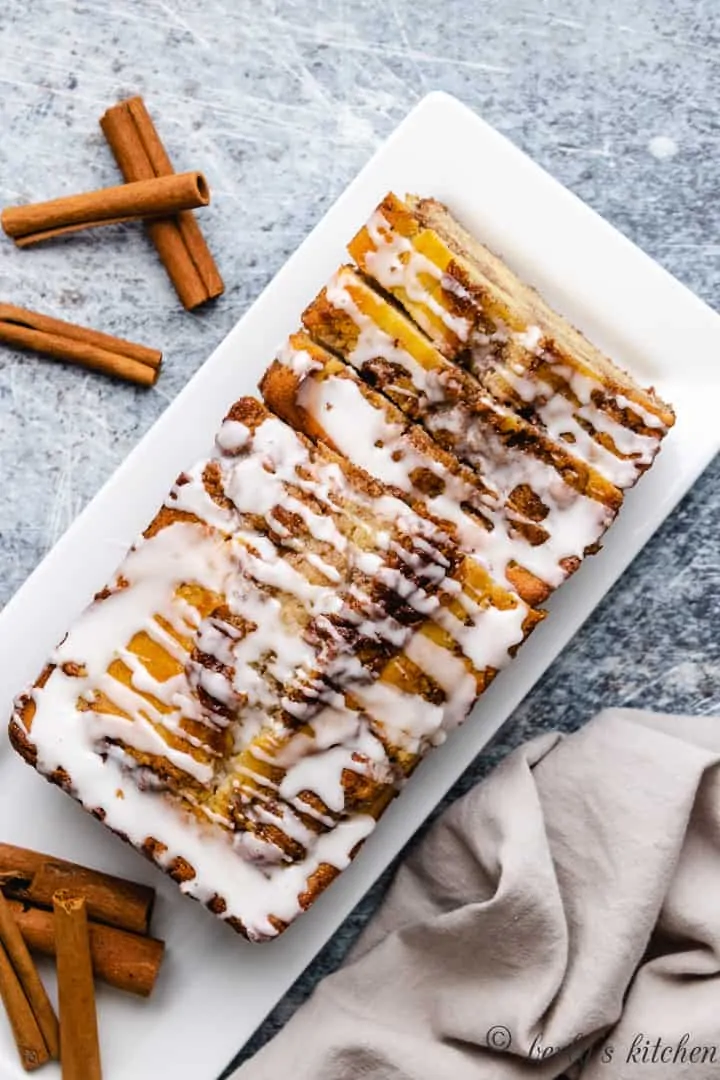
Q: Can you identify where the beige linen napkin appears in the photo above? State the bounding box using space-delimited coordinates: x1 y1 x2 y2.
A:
234 708 720 1079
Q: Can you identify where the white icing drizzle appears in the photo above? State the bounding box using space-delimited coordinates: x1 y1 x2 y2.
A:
364 210 471 343
614 393 666 430
304 552 342 583
299 371 410 485
170 469 236 532
279 738 375 814
272 344 535 735
25 523 380 938
431 598 526 672
215 420 251 454
517 324 542 351
304 283 615 589
288 354 550 594
403 633 476 734
325 269 438 396
287 356 494 556
482 354 664 489
275 338 322 377
352 678 445 753
424 404 613 572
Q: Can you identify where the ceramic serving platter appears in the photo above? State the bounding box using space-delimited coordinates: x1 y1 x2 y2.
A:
0 91 718 1079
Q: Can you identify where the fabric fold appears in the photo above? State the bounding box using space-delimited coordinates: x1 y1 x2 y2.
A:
234 709 720 1080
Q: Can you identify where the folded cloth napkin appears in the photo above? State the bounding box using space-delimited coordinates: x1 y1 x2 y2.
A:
233 708 720 1079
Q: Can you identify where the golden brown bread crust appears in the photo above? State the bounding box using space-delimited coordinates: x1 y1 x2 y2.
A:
9 714 39 770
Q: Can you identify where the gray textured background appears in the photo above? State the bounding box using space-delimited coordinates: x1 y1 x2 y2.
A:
0 1 718 1075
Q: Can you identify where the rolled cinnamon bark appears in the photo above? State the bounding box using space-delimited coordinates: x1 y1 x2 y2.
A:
0 844 155 934
53 894 102 1080
101 96 224 309
2 171 209 247
0 940 49 1072
0 304 161 387
0 892 59 1058
10 900 164 998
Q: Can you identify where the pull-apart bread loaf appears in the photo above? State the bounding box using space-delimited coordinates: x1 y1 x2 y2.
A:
10 191 673 941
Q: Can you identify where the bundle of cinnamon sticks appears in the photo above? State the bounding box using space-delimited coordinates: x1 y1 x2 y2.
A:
0 843 165 1075
0 95 225 388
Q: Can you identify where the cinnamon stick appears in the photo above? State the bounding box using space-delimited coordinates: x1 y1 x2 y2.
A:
0 304 162 387
0 891 59 1058
0 940 49 1071
53 893 102 1080
0 844 155 935
10 900 164 998
101 96 224 309
2 171 210 247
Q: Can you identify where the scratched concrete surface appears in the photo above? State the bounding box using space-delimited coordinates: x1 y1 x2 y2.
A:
0 0 719 1075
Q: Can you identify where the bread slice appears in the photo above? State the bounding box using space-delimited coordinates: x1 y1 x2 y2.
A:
263 332 552 607
10 398 535 941
303 265 622 596
348 193 674 489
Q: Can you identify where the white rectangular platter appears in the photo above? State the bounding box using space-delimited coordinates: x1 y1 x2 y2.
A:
0 91 718 1080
